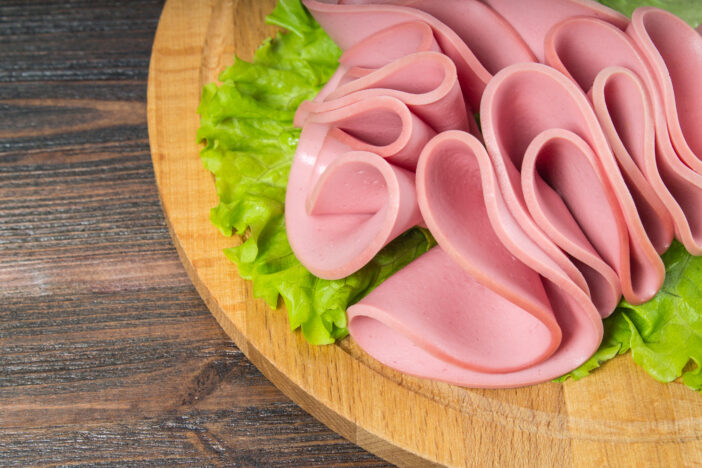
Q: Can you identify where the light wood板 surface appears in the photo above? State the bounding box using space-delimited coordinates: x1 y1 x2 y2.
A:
0 0 386 465
147 0 702 466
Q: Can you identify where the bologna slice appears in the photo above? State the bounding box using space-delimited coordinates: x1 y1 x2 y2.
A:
520 129 622 315
481 63 664 306
312 21 441 104
296 51 472 133
591 67 702 256
285 97 428 279
347 131 602 387
628 8 702 175
544 17 674 257
303 0 534 109
545 12 702 256
482 0 628 61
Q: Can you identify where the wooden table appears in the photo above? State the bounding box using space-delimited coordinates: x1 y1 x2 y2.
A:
0 1 388 465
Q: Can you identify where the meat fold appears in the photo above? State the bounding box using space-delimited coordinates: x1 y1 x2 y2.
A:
592 68 702 257
303 0 535 109
480 63 666 309
628 8 702 175
481 0 628 61
519 129 622 314
312 21 442 104
546 12 702 256
296 51 472 134
347 130 602 387
545 17 674 257
286 97 428 279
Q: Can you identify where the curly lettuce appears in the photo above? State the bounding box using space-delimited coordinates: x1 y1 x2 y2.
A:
197 0 434 344
556 242 702 392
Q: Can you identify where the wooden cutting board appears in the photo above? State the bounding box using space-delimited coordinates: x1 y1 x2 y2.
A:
147 0 702 465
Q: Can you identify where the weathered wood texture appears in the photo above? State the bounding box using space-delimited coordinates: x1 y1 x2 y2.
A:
0 1 387 466
148 0 702 467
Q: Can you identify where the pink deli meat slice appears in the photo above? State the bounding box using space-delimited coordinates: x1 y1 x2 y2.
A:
476 64 600 313
340 0 532 73
303 0 535 109
481 0 628 62
313 21 441 103
339 20 440 70
591 67 702 256
628 7 702 175
347 131 602 387
295 51 472 134
285 96 430 279
545 14 702 255
481 63 664 307
544 17 674 256
520 129 622 315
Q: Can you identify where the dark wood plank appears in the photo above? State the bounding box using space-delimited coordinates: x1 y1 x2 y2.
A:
0 1 389 465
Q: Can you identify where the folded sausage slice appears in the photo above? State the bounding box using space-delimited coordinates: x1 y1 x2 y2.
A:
286 97 430 279
303 0 534 109
545 17 674 256
521 129 622 315
341 0 534 72
628 7 702 174
482 0 628 61
296 51 471 133
482 63 664 307
347 131 602 387
545 13 702 255
591 67 702 256
314 21 441 103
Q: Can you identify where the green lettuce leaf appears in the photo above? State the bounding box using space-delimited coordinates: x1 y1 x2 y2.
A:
597 0 702 27
201 0 702 392
197 0 434 344
557 241 702 392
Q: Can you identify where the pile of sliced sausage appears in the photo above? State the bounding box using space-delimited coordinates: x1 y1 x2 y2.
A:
285 0 702 387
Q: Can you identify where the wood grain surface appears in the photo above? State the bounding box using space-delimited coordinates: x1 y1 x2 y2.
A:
147 0 702 467
0 1 387 466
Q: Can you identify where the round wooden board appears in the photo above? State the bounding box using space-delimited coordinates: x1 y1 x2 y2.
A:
147 0 702 466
